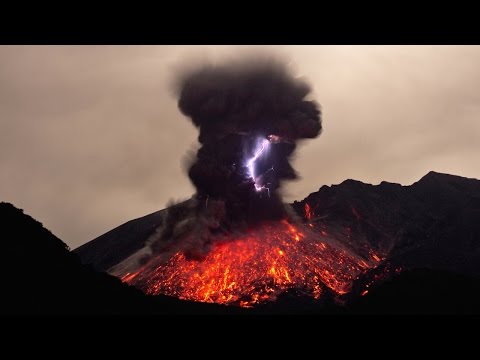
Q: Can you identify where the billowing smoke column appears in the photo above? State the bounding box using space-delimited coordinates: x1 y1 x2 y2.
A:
149 56 322 259
178 57 322 224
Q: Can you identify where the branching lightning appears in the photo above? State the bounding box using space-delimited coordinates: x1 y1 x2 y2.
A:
246 138 271 193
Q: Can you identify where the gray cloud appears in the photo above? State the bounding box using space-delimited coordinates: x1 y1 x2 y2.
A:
1 45 480 248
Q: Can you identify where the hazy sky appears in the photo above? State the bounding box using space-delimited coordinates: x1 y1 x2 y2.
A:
2 45 480 249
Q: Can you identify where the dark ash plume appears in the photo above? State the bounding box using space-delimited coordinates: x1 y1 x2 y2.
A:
179 56 321 221
147 55 323 259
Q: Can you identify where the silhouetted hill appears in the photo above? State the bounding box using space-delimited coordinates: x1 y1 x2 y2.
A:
350 268 480 314
0 202 237 315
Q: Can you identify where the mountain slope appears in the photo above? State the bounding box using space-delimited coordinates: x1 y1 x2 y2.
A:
291 171 480 276
75 208 166 272
0 202 235 314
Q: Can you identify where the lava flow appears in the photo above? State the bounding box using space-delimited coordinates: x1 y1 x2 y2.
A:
121 220 379 307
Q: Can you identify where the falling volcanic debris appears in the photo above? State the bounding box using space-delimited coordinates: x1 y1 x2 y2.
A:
113 55 382 306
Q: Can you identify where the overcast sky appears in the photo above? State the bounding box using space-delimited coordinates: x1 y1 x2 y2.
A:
1 45 480 249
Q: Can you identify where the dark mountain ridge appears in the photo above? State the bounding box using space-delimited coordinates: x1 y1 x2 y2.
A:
292 171 480 276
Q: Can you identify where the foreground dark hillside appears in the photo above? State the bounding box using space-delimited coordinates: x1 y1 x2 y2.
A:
349 268 480 314
0 202 236 315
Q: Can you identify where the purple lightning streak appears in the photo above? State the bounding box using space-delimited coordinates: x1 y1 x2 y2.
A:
246 138 271 192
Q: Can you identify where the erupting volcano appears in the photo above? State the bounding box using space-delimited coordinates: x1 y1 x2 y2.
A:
110 55 384 307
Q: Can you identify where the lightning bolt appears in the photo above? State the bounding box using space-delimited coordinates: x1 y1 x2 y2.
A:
246 138 272 194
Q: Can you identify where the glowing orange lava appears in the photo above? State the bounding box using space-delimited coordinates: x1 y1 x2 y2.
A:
121 220 379 307
305 203 312 220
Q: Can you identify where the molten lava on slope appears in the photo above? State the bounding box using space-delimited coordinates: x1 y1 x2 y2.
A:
121 219 382 307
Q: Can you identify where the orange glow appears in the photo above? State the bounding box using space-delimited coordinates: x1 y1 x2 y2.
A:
372 254 381 262
351 206 361 220
121 220 381 307
304 203 312 220
121 272 140 283
360 290 369 296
